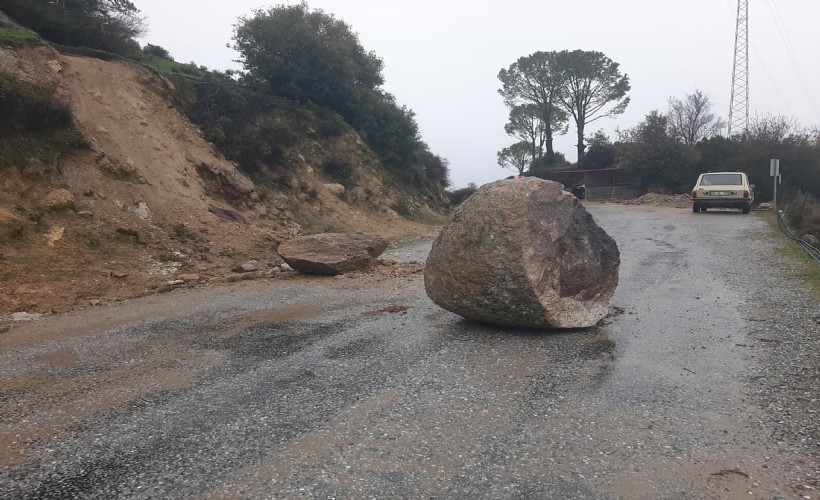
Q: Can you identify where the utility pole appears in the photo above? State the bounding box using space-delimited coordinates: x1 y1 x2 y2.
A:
728 0 749 136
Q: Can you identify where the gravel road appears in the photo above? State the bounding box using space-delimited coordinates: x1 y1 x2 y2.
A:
1 204 817 499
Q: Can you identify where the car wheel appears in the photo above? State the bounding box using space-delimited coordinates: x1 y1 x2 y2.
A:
742 205 751 214
692 204 699 213
701 206 707 212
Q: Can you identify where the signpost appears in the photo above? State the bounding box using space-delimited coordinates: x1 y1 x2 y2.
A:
770 159 780 210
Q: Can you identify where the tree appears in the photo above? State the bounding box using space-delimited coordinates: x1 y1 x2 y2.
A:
498 52 568 164
232 2 384 121
504 104 545 160
667 89 724 145
554 50 630 162
618 110 699 190
497 142 533 176
582 130 616 169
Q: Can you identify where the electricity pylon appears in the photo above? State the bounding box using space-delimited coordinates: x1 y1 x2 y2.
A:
728 0 749 136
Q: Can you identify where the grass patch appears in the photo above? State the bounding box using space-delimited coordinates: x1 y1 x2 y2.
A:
0 27 43 46
757 211 820 298
133 52 210 79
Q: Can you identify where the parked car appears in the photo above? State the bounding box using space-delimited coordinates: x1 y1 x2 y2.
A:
690 172 754 214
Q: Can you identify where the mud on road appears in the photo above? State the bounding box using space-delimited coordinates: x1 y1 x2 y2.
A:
1 205 818 499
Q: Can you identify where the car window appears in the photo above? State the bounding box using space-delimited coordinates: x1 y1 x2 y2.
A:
700 174 743 186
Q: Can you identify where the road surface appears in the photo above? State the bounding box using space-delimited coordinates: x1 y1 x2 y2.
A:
1 204 818 499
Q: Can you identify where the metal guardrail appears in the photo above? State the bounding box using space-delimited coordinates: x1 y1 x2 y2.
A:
777 210 820 265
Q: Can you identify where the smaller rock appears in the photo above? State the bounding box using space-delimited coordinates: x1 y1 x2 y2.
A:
178 273 200 282
0 325 10 333
42 188 75 212
278 233 389 275
232 262 258 273
111 271 128 279
279 262 294 272
89 299 101 306
165 279 185 286
129 201 151 220
322 183 346 196
77 211 93 218
11 312 42 322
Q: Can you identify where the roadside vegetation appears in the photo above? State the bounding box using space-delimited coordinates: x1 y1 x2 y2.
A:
493 52 820 233
0 1 451 206
759 211 820 298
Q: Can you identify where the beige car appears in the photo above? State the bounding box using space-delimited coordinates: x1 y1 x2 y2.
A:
691 172 754 214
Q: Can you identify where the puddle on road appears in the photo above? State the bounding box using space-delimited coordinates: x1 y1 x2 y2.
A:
217 304 324 338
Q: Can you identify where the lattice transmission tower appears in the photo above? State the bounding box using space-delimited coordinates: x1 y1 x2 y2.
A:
728 0 749 136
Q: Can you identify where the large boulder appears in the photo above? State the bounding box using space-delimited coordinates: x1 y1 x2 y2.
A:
424 178 620 328
277 233 389 275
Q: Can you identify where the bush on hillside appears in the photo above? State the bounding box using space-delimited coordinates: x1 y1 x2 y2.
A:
447 186 477 206
142 43 172 60
0 0 145 55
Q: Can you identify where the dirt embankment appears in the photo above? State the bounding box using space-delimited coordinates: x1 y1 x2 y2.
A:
0 45 442 317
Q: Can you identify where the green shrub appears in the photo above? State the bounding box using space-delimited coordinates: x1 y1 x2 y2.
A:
142 43 172 60
447 186 477 206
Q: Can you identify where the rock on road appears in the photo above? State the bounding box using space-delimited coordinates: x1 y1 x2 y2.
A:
1 204 818 499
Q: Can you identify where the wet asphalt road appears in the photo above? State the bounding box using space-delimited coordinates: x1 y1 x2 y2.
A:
1 204 817 498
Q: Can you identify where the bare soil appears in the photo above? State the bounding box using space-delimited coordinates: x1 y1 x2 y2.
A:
0 45 443 318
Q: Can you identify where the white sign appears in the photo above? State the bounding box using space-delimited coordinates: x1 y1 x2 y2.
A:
770 159 780 176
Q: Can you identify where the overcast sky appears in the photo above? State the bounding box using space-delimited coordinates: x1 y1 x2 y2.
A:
136 0 820 188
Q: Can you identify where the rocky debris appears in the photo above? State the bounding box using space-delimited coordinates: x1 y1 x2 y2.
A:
178 273 201 282
232 262 259 273
41 188 75 211
278 233 389 275
321 183 346 197
9 312 42 322
129 201 151 220
340 259 424 280
208 205 246 224
758 202 774 210
111 271 128 279
619 193 692 208
424 178 620 329
0 207 25 242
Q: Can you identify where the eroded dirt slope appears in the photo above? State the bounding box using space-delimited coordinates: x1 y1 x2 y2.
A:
0 45 440 316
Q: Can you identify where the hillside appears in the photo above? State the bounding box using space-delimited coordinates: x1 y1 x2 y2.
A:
0 44 444 316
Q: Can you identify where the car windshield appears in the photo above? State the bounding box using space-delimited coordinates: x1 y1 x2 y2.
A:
700 174 743 186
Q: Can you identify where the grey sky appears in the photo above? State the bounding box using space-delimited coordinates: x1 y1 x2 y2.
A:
136 0 820 188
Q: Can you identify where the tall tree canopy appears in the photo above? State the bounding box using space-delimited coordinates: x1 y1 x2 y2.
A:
232 2 384 120
498 52 568 165
667 89 724 145
554 49 630 162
